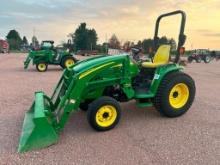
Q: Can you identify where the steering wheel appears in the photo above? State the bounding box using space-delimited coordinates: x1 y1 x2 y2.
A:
131 47 142 62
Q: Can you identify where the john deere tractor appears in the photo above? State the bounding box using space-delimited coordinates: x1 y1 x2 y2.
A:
24 40 77 72
18 10 196 152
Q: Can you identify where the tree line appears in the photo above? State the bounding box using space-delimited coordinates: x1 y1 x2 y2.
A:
3 22 176 53
107 34 176 53
66 23 176 53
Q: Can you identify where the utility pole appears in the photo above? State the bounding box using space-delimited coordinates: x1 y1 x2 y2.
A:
33 27 36 36
191 43 193 50
105 34 108 53
33 27 36 47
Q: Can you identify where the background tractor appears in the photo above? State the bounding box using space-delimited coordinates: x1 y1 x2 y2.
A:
24 40 77 72
188 49 212 63
18 10 196 152
210 50 220 60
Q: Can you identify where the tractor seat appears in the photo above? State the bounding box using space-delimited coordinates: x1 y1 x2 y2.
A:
142 45 171 68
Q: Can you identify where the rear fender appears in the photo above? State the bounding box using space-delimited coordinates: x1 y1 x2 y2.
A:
149 64 183 97
60 55 78 64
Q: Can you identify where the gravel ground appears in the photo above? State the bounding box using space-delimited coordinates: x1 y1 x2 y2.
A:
0 53 219 165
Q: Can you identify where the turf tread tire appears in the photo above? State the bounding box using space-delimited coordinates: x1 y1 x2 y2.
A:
204 55 211 63
153 72 196 117
36 63 48 72
196 56 202 63
187 56 193 63
87 96 121 131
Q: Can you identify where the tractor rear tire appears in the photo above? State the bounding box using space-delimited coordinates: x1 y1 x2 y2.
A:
204 55 211 63
36 63 48 72
87 96 121 131
61 56 76 69
153 72 196 117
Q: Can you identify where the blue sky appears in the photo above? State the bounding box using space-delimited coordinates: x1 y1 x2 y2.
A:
0 0 220 49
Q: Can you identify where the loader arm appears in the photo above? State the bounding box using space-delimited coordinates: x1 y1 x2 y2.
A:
24 52 33 69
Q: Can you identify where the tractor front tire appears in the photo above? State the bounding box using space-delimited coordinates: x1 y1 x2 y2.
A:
36 63 48 72
61 56 76 69
154 72 196 117
87 96 121 131
187 56 193 63
196 56 202 63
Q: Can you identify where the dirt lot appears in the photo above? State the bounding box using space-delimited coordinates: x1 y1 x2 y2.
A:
0 53 219 165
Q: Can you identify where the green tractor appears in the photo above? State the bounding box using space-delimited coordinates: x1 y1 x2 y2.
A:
24 40 77 72
18 10 196 152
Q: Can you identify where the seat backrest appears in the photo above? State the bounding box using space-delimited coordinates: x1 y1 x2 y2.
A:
153 45 171 64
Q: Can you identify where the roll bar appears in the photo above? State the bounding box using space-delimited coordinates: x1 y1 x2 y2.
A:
153 10 187 63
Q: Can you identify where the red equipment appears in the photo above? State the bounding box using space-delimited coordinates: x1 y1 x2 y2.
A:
0 40 9 53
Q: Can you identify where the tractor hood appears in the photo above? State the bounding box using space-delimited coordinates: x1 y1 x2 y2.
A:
71 54 130 73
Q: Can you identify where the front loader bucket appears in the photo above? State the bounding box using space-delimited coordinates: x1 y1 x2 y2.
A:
18 92 58 153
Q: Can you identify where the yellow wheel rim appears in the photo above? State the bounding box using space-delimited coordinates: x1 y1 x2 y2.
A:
169 83 189 109
38 63 46 71
65 59 74 68
95 105 117 127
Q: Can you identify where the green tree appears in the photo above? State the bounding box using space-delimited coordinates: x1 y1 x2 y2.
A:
142 39 153 53
88 29 98 50
96 43 108 53
108 34 120 49
22 36 29 45
137 40 142 48
6 29 22 50
73 23 98 51
123 41 131 51
159 36 168 45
